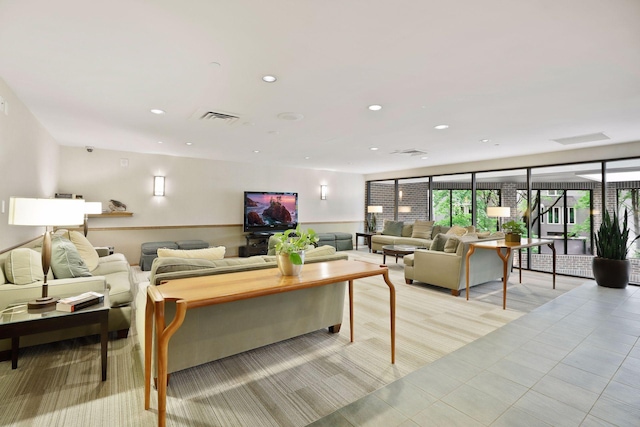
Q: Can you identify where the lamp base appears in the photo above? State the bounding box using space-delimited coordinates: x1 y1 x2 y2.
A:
27 296 59 310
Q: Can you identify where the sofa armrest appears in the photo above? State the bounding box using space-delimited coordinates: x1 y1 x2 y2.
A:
412 249 463 288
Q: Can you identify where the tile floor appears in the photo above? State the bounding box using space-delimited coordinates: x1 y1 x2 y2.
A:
309 282 640 426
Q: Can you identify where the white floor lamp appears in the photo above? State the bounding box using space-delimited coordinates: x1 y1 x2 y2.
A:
487 206 511 231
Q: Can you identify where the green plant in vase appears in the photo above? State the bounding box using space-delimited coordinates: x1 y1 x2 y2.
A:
501 220 526 243
593 208 640 288
272 226 318 275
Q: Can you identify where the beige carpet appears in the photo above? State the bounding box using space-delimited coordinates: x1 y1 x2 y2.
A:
0 250 585 426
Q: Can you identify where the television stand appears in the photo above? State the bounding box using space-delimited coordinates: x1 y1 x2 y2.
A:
239 233 271 257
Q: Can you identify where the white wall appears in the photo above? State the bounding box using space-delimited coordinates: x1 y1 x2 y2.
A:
56 147 366 261
0 77 60 249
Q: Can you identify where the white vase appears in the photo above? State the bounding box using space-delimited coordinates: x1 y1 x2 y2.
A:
277 251 305 276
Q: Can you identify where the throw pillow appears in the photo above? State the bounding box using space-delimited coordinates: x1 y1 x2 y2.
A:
381 220 404 236
58 229 100 272
50 235 92 279
411 220 434 239
305 245 337 258
4 248 44 285
401 224 413 237
157 246 226 261
465 226 476 233
429 233 449 251
444 236 460 253
446 225 468 237
477 231 491 238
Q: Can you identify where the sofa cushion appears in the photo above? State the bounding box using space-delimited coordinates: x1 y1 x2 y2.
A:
153 257 219 275
305 245 337 258
157 246 226 260
401 224 413 237
4 248 44 285
50 235 92 279
446 225 468 237
430 233 450 251
176 240 209 250
382 220 404 236
211 256 267 267
64 230 100 272
476 231 491 238
411 220 434 239
444 236 460 253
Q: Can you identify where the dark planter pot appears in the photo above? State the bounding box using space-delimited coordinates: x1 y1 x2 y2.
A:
592 257 630 288
504 232 521 243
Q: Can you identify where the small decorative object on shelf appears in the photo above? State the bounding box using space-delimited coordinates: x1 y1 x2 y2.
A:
56 291 104 312
109 199 127 212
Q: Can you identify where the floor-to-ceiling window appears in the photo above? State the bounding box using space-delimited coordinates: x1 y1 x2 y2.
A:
432 174 473 227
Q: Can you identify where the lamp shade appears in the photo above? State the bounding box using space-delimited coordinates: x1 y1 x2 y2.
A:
8 197 85 226
486 206 511 218
84 202 102 214
367 205 383 213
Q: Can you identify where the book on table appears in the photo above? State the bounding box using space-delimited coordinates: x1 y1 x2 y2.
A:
56 291 104 312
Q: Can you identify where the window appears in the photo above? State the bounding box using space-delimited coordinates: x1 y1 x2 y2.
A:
548 207 562 224
567 207 576 224
546 190 561 196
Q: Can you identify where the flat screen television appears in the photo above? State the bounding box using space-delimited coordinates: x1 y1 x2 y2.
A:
243 191 298 233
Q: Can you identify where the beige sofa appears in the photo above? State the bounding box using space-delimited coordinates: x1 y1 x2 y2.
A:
136 246 349 376
404 233 512 296
0 231 133 354
371 222 451 252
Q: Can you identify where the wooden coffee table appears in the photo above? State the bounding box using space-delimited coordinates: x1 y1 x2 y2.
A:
382 244 421 264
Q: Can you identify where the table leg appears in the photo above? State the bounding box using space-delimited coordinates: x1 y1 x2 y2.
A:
144 292 155 410
518 248 522 283
11 336 19 369
465 245 476 300
383 252 387 264
549 243 556 289
349 280 354 343
494 248 511 310
380 270 396 364
100 310 108 381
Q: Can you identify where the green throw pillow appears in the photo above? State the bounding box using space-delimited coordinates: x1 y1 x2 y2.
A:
382 220 404 236
429 233 449 251
50 235 92 279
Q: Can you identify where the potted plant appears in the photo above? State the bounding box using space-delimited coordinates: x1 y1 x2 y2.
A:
501 220 526 243
593 209 639 288
272 226 319 276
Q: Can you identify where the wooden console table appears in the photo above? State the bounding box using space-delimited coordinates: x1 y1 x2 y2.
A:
144 260 396 427
465 238 556 309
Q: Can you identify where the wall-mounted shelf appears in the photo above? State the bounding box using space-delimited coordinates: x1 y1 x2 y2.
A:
88 212 134 218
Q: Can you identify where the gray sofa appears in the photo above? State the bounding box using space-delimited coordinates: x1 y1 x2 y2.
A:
267 233 352 254
136 246 349 376
404 232 511 296
371 222 451 252
0 231 133 354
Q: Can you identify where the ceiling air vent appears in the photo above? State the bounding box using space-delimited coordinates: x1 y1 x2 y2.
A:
552 132 610 145
390 148 429 156
190 108 241 125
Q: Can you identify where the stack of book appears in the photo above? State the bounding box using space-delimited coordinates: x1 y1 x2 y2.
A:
56 291 104 312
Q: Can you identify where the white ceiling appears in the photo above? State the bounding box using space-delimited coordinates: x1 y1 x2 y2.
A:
1 0 639 175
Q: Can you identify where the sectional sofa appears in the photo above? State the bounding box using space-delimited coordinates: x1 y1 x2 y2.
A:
136 245 349 376
371 220 452 252
0 230 133 354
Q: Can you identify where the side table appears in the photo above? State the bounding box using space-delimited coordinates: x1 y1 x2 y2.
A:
355 232 375 252
0 293 110 381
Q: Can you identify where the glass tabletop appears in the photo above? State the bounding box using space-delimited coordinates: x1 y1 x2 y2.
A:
0 294 109 326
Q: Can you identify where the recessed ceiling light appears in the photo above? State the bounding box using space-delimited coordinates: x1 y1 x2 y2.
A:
434 124 449 130
268 130 280 135
278 112 304 121
253 150 260 153
370 147 379 151
480 139 490 143
185 142 193 146
421 156 429 160
262 75 277 83
150 109 165 115
368 104 383 111
304 156 310 160
157 141 163 144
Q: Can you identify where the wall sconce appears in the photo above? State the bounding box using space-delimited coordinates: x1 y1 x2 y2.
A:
398 206 412 213
154 176 165 196
320 185 328 200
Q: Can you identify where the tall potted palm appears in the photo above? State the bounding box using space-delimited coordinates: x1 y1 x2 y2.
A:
593 208 639 288
272 226 318 276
